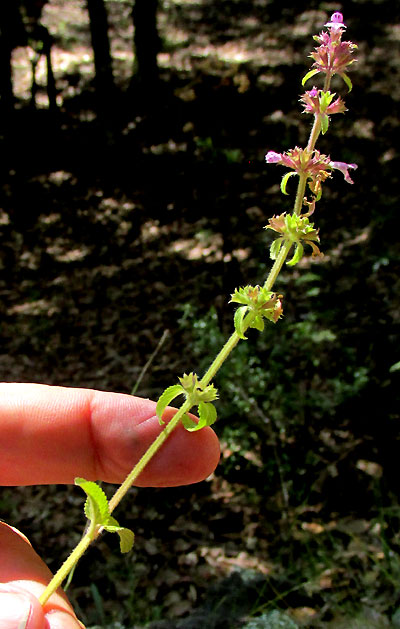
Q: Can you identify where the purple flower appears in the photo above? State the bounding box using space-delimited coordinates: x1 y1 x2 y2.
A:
325 12 346 30
330 160 358 184
265 151 282 164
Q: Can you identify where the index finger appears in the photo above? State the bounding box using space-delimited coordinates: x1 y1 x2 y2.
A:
0 383 220 486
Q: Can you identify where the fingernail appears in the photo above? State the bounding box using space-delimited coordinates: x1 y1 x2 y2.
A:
0 591 32 628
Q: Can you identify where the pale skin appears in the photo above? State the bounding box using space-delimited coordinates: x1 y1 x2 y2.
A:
0 383 221 628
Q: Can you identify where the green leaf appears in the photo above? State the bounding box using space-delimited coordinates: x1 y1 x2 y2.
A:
233 305 248 340
75 478 109 526
178 372 198 392
156 384 185 424
181 413 198 430
250 315 265 332
230 288 249 305
198 401 217 427
280 171 297 195
320 90 334 109
103 516 135 553
321 114 329 135
340 72 353 92
302 68 319 86
389 361 400 373
200 383 219 403
287 242 304 266
270 237 283 260
185 402 217 432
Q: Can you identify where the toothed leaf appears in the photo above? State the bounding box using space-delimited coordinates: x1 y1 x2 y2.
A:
181 413 198 431
233 305 248 340
250 315 265 332
198 401 217 427
270 237 283 260
182 403 217 432
230 289 249 305
287 242 304 266
75 478 109 526
156 385 185 425
103 516 135 553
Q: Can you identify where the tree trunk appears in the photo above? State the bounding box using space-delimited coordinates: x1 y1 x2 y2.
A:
0 3 24 116
132 0 160 97
86 0 115 116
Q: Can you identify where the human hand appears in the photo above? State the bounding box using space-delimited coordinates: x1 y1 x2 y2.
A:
0 383 220 628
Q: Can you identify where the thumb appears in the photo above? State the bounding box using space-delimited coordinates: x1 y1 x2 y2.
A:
0 585 46 628
0 524 83 628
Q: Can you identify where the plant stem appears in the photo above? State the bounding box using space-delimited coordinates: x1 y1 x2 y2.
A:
307 116 322 153
263 239 293 291
40 94 319 607
307 76 332 153
200 240 292 389
131 329 169 396
39 522 96 606
39 400 192 606
107 399 192 514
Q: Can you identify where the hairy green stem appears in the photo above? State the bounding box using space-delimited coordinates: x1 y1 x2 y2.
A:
293 172 308 216
39 522 96 606
107 399 192 514
200 240 292 390
39 400 192 606
39 189 300 607
307 75 332 153
263 239 293 291
40 69 331 608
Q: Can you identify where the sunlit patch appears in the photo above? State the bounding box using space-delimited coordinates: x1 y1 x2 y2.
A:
8 298 60 316
0 210 10 226
47 240 90 262
170 232 223 262
48 170 74 185
141 220 162 242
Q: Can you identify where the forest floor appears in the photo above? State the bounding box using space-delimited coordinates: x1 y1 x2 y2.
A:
1 1 400 627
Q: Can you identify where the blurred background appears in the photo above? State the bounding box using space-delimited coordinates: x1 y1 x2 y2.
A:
1 0 400 627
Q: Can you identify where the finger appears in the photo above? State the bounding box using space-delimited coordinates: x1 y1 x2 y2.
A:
0 383 220 486
0 523 82 628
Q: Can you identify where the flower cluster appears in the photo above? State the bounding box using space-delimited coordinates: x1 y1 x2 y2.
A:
265 147 357 199
265 212 322 266
230 286 283 338
305 12 358 91
156 372 218 432
300 88 346 116
265 12 357 205
263 11 357 273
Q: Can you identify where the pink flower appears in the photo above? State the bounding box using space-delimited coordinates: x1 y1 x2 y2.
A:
310 37 357 77
265 147 331 175
300 88 347 115
265 151 283 164
325 12 346 30
265 149 358 197
308 13 357 84
330 161 358 184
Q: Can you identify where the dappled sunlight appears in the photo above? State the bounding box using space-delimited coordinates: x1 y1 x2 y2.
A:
12 45 94 104
46 240 91 263
1 1 398 626
8 298 60 316
169 232 223 261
